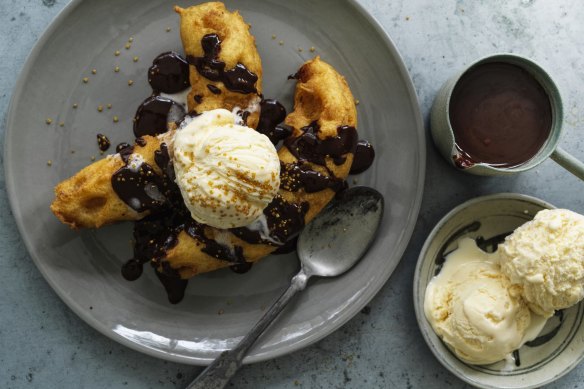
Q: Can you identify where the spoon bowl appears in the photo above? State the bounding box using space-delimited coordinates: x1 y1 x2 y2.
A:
299 187 384 277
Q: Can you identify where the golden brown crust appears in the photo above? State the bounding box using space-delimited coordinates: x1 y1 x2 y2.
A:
175 2 263 128
50 135 164 229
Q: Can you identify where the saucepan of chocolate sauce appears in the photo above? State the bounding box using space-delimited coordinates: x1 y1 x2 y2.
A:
430 53 584 180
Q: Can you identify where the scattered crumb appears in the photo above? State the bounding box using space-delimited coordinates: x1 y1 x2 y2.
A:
71 150 76 154
107 103 112 109
279 40 284 45
100 151 104 155
128 37 134 42
82 77 89 83
271 34 276 39
125 43 131 50
405 16 410 21
47 160 52 166
91 156 96 161
128 80 134 86
133 56 139 62
294 380 300 386
91 69 97 74
97 105 103 112
523 210 529 214
72 103 78 109
166 27 171 32
114 66 120 72
310 46 315 52
352 179 358 185
113 116 119 123
355 99 360 105
115 50 120 56
298 48 303 52
45 118 53 125
217 309 224 315
59 122 64 127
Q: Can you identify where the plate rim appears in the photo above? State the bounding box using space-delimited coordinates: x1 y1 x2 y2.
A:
4 0 426 365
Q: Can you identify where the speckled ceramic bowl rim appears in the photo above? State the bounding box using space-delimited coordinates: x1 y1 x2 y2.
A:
413 193 584 389
3 0 425 365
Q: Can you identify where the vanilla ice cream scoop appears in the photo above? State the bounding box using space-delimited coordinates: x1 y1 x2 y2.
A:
425 238 545 365
499 209 584 318
173 109 280 229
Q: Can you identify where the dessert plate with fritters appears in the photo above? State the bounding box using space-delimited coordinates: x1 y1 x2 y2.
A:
4 0 425 364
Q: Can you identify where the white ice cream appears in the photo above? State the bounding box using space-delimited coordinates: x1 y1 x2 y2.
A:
173 109 280 229
424 238 546 365
499 209 584 318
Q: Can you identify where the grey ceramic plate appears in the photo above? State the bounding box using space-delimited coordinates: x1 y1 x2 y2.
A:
5 0 425 365
414 194 584 388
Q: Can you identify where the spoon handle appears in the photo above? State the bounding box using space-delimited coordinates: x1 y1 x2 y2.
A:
187 270 310 389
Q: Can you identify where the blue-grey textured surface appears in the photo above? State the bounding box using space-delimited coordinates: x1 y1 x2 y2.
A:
1 0 583 388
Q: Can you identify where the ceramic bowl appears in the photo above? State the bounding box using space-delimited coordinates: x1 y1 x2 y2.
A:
413 193 584 389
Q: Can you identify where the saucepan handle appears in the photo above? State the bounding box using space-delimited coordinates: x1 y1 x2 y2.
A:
550 147 584 181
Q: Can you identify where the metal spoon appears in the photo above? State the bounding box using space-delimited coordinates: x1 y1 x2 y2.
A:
187 187 384 389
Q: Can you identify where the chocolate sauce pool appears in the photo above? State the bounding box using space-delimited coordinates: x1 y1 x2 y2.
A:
449 62 552 168
148 51 190 93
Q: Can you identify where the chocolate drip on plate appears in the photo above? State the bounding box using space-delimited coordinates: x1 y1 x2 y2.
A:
133 95 181 137
97 133 111 151
148 51 190 94
350 140 375 174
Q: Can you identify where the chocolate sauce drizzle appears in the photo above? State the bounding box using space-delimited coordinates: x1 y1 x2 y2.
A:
284 121 358 166
256 99 293 144
281 162 346 193
109 46 377 303
133 95 181 137
186 33 258 94
113 142 310 303
230 195 309 246
148 51 190 94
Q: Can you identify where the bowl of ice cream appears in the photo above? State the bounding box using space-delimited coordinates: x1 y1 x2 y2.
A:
413 193 584 389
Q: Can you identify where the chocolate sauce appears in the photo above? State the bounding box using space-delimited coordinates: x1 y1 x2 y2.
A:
111 161 166 213
148 51 190 94
284 122 358 166
272 236 298 254
121 259 143 281
186 34 258 94
116 143 260 302
230 262 253 274
134 95 181 137
97 133 111 152
256 99 292 144
350 140 375 174
230 195 309 245
223 63 258 94
116 142 132 154
449 62 552 168
207 84 222 94
281 162 345 193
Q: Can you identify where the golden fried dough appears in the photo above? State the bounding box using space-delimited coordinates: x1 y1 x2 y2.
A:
175 3 263 128
50 135 165 229
165 57 357 278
